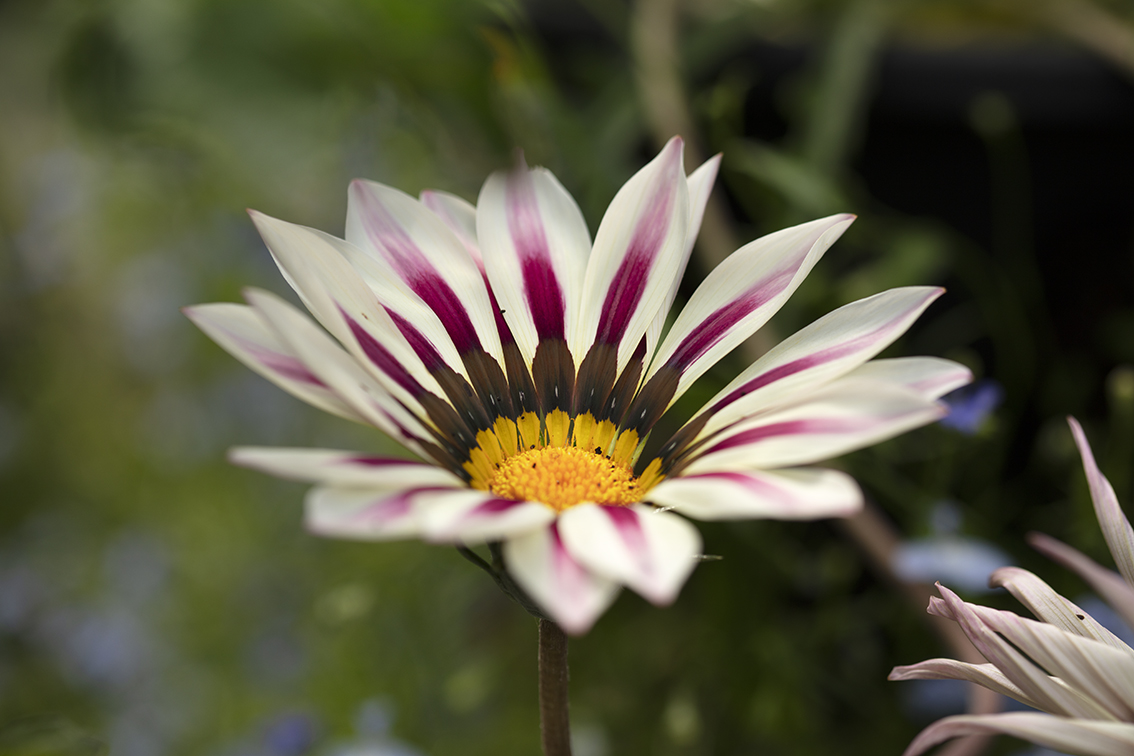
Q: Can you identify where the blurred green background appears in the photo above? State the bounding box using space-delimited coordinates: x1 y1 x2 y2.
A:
4 0 1134 754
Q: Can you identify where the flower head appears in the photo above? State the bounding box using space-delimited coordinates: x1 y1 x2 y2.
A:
891 417 1134 756
186 138 968 634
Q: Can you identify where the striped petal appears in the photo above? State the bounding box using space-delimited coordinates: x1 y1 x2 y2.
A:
251 214 488 453
306 486 432 541
575 137 689 372
889 659 1038 708
477 157 591 365
334 241 468 380
644 155 722 358
228 447 464 488
900 713 1134 756
503 523 620 635
665 287 946 444
184 302 363 423
632 214 854 428
420 189 481 262
251 212 444 406
990 566 1133 652
415 490 556 544
648 467 862 521
346 180 502 362
242 288 437 456
842 356 973 400
558 503 701 605
1069 417 1134 586
1029 532 1134 633
680 381 944 473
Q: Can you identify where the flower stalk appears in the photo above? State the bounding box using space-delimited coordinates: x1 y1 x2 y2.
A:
538 619 572 756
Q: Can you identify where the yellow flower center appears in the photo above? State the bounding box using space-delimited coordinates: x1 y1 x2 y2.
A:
461 410 666 512
488 446 640 512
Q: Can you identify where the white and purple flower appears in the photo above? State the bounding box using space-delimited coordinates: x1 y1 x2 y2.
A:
186 138 968 634
891 418 1134 756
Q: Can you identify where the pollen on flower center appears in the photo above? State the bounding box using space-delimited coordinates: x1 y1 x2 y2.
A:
488 445 642 512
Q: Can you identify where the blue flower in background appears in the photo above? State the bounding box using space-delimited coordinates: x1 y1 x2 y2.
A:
891 501 1012 593
939 379 1003 434
264 712 318 756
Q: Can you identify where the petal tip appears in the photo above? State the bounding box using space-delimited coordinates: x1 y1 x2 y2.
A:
227 447 256 467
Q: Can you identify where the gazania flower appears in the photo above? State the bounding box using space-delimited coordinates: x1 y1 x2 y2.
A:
186 138 968 634
890 418 1134 756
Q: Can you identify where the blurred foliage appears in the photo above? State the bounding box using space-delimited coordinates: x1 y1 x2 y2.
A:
3 0 1134 755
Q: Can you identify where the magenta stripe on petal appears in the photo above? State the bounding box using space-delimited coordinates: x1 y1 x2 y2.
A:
594 184 675 346
348 456 427 467
506 177 567 341
699 418 868 457
408 271 483 353
465 497 524 519
682 471 796 507
353 492 411 524
550 523 587 595
342 311 425 396
710 345 851 413
354 486 452 525
665 268 795 371
664 217 846 374
386 308 447 371
246 344 327 387
521 257 567 340
707 326 896 415
603 506 652 575
355 190 483 352
482 270 518 347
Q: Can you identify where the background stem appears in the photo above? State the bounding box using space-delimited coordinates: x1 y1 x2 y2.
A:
538 619 572 756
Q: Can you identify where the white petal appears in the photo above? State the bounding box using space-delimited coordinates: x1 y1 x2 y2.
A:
681 380 944 472
228 447 463 488
683 155 721 260
558 504 701 605
503 524 619 635
889 659 1038 708
933 584 1111 719
1030 532 1134 634
901 713 1134 756
305 486 430 541
346 180 503 363
243 288 434 450
250 212 447 407
645 154 722 358
415 490 556 545
1069 417 1134 586
420 189 481 262
648 467 862 521
843 356 973 400
967 600 1134 720
644 213 855 408
682 286 944 442
334 242 468 379
477 159 591 364
575 137 689 372
990 566 1133 652
184 302 363 422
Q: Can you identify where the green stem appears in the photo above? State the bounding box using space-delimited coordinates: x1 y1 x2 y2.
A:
538 619 572 756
